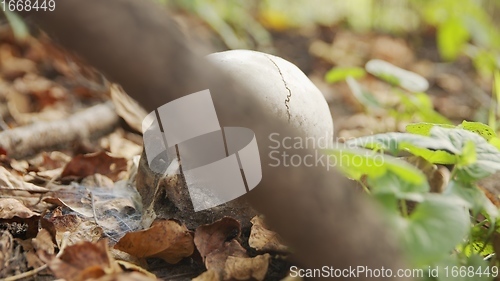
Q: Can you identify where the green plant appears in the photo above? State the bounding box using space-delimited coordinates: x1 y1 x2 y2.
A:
325 60 452 127
414 0 500 77
326 53 500 279
331 121 500 279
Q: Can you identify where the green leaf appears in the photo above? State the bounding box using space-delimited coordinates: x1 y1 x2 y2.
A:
348 127 500 179
400 142 458 164
365 59 429 92
391 194 470 267
458 224 495 257
430 127 500 181
472 50 498 78
347 132 460 164
406 123 456 136
345 77 382 109
437 17 470 61
395 92 452 124
458 141 477 167
407 121 496 141
368 171 429 201
488 137 500 150
3 11 29 42
444 181 498 220
459 121 497 141
324 67 366 84
329 146 427 185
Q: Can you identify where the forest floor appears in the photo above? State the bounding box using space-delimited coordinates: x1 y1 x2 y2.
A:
0 11 497 281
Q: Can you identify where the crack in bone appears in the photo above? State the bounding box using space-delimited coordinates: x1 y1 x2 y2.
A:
265 55 292 121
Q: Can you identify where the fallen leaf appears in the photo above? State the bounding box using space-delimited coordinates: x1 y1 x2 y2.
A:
193 269 220 281
110 248 147 269
223 254 271 281
100 130 142 159
61 151 128 181
371 36 414 67
90 272 156 281
205 240 247 275
49 213 102 247
0 198 39 219
0 198 41 238
32 228 55 255
43 239 122 281
110 84 148 133
194 217 241 260
249 216 288 253
114 219 194 263
46 182 142 243
0 45 37 80
0 230 13 276
29 151 71 171
116 260 156 279
81 174 115 189
17 238 45 269
0 166 48 192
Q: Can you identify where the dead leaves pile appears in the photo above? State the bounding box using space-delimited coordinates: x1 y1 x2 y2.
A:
194 217 271 281
0 20 295 281
113 216 288 281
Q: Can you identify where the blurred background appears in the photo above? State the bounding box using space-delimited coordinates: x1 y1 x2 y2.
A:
2 0 499 138
159 0 500 138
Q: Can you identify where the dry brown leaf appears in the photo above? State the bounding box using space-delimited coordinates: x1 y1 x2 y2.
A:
114 219 194 264
81 173 115 189
60 151 128 181
405 156 450 193
44 239 122 281
116 260 157 279
49 213 102 247
0 198 39 219
29 151 71 171
110 248 147 269
194 217 241 260
223 254 271 281
193 269 220 281
12 74 67 108
17 238 45 269
32 228 55 255
0 198 41 238
91 272 157 281
249 216 288 253
100 131 142 159
0 230 13 276
9 159 30 173
0 45 37 80
205 240 247 275
0 166 48 192
36 168 63 180
371 36 414 67
8 74 70 125
110 84 148 133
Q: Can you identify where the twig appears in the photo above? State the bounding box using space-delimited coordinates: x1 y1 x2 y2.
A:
0 102 119 159
4 232 69 281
